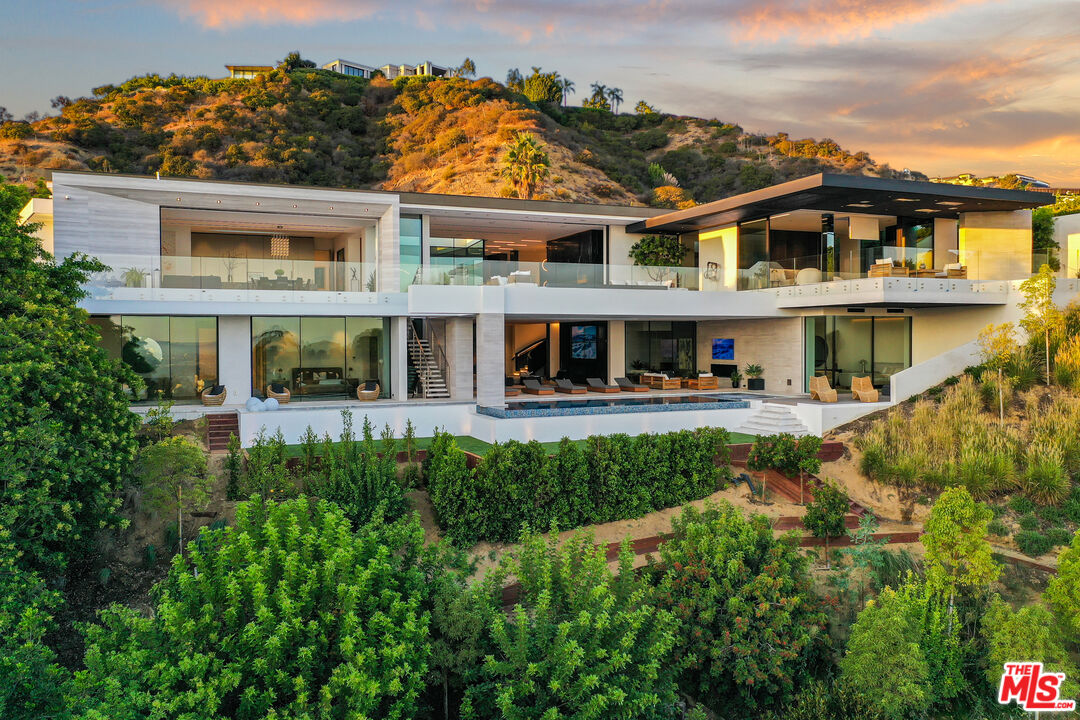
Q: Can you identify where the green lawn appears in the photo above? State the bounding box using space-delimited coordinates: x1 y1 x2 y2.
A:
284 431 757 458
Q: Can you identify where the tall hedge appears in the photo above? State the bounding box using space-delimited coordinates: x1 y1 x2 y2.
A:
426 428 731 543
73 497 432 719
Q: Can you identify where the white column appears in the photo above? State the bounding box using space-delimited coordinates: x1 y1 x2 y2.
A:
445 317 474 400
548 322 560 377
390 316 408 400
377 204 400 293
607 320 625 382
217 315 251 404
476 312 505 408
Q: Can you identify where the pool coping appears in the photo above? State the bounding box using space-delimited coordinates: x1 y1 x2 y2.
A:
476 398 752 419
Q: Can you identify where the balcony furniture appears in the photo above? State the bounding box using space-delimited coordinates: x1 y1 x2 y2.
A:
868 259 910 278
914 268 940 278
642 373 682 390
201 385 227 406
851 376 880 403
162 274 223 289
357 380 380 401
809 375 838 403
508 270 536 285
615 377 648 392
522 378 554 395
266 383 291 404
944 263 967 279
487 275 509 286
795 267 823 285
586 377 621 393
686 374 719 390
555 378 587 394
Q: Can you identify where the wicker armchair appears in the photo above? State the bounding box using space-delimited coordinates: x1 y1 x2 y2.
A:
808 375 837 403
266 383 291 403
851 376 880 403
357 380 380 401
201 385 227 406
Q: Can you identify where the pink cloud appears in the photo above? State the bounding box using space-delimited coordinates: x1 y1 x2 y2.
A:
173 0 380 28
733 0 995 43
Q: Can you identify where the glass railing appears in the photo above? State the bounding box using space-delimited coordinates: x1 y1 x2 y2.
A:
738 250 1052 290
85 254 376 293
412 258 702 290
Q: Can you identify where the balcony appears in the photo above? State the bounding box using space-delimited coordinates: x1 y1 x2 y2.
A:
410 258 702 290
81 254 399 315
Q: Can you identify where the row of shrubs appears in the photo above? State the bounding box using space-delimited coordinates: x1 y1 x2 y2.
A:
424 428 732 543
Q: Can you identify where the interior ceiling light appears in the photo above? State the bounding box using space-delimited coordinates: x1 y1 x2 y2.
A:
270 234 290 258
915 208 937 213
846 203 873 208
894 197 918 202
936 201 963 206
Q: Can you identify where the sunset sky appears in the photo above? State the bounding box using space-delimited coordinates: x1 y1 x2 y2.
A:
3 0 1078 183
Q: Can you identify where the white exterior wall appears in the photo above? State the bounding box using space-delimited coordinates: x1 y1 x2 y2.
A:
696 317 804 393
218 316 253 403
445 317 474 399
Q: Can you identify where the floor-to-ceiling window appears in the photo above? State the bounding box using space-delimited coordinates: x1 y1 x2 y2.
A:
400 215 422 287
737 218 769 290
251 316 389 398
805 315 911 391
624 321 697 377
89 315 218 402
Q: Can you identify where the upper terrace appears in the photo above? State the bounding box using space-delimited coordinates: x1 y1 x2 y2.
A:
39 171 1050 313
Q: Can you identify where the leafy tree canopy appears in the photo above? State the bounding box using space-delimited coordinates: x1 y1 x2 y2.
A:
74 497 434 719
628 234 687 267
921 487 1001 600
652 502 827 714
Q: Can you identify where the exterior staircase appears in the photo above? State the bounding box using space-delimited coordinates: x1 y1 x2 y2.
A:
736 403 809 437
407 329 450 399
206 411 239 452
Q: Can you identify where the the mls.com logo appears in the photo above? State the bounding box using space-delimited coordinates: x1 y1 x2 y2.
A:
999 662 1076 712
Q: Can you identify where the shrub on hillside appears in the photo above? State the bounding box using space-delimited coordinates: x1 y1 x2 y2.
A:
1019 441 1070 505
1015 530 1053 557
74 497 433 719
425 428 731 543
652 502 827 714
460 530 679 718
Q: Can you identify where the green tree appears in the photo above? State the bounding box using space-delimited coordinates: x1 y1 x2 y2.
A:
559 77 575 107
653 502 827 714
803 480 849 569
520 67 564 104
628 234 687 284
460 529 679 719
0 182 140 570
501 132 549 200
1018 263 1061 384
606 86 624 114
840 583 934 720
505 68 524 92
136 436 213 556
455 57 477 78
921 487 1001 608
582 82 611 110
74 497 433 719
635 99 657 114
1046 529 1080 642
277 51 315 70
982 596 1079 701
1032 206 1059 270
977 322 1018 422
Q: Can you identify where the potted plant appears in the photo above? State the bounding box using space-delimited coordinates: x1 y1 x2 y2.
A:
628 234 687 285
729 369 742 388
745 363 765 391
122 267 147 288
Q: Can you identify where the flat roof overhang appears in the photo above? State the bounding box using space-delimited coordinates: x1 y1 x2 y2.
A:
628 173 1050 234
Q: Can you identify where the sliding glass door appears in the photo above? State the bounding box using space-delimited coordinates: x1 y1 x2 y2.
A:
805 315 910 391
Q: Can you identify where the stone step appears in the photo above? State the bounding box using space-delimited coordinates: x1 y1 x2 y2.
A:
735 403 809 437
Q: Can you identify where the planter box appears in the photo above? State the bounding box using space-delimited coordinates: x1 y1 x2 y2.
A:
747 378 765 391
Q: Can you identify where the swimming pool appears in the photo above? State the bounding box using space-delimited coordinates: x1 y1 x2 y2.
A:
478 393 762 419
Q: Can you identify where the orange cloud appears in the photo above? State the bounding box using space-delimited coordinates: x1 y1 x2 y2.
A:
174 0 379 28
734 0 994 43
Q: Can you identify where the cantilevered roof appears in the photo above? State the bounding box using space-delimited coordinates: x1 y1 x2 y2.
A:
628 173 1050 234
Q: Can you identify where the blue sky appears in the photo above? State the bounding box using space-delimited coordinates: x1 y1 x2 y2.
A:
2 0 1079 183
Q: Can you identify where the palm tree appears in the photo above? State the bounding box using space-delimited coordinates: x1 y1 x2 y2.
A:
560 78 575 107
501 132 549 200
606 86 624 115
456 57 476 78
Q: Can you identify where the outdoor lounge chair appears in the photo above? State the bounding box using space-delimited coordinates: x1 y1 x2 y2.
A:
201 385 226 406
586 377 620 393
615 376 648 392
851 376 880 403
522 378 554 395
686 373 719 390
809 375 838 403
555 378 587 394
266 382 291 403
357 380 380 401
